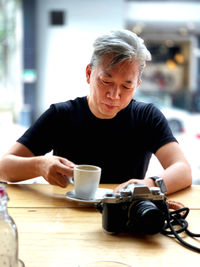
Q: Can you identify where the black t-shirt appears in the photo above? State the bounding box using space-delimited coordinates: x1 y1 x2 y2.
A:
17 96 177 183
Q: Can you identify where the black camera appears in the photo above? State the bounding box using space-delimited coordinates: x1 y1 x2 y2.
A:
96 184 167 235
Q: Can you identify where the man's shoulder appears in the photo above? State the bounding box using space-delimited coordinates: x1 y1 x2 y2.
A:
127 99 165 125
130 99 159 114
131 99 154 108
52 96 87 113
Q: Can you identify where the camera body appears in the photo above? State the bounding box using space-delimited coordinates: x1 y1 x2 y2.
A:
97 184 167 235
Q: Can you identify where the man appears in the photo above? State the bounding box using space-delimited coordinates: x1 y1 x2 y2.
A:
0 29 192 194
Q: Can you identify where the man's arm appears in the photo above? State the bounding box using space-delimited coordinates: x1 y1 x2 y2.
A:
0 142 75 188
149 141 192 194
115 142 192 195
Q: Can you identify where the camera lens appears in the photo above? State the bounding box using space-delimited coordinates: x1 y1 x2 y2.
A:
127 200 165 234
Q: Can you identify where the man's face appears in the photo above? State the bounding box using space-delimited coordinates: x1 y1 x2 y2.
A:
86 55 141 119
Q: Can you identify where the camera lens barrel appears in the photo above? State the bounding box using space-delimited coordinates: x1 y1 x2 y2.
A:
127 200 165 234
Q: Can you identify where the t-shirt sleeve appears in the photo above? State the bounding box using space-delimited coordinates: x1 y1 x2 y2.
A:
17 104 58 156
142 104 177 154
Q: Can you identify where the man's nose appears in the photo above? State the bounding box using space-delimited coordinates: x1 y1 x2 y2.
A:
107 86 121 99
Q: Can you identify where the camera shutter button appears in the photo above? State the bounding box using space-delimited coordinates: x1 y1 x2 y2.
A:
150 187 161 195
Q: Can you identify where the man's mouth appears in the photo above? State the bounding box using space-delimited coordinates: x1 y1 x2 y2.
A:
105 104 115 109
104 103 119 110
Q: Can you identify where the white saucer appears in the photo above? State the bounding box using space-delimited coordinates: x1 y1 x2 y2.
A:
66 188 113 204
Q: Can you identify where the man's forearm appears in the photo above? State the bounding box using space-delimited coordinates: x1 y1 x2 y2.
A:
147 161 192 195
0 155 44 182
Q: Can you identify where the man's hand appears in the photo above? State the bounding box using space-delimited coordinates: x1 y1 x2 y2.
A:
40 156 76 188
114 178 155 193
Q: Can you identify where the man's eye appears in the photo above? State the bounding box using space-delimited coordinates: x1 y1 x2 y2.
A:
102 80 111 84
122 85 131 89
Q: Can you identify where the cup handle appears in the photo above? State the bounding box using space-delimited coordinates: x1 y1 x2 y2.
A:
68 177 74 185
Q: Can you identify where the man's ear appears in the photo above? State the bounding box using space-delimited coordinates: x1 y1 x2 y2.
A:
86 64 92 84
137 79 142 87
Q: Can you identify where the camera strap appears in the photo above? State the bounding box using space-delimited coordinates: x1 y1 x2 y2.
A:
161 200 200 253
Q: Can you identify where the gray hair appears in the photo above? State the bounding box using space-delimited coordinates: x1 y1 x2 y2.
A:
90 29 151 80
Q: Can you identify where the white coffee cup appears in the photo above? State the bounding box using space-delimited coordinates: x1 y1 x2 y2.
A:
73 165 101 200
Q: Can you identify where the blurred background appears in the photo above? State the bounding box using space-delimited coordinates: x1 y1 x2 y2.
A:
0 0 200 183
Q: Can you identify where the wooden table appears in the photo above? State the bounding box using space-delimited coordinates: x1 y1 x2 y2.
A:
5 184 200 267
